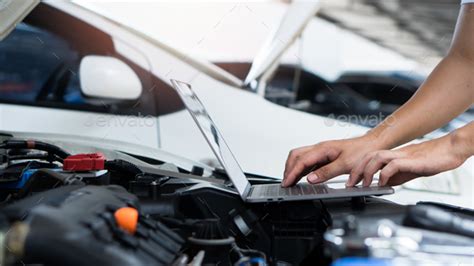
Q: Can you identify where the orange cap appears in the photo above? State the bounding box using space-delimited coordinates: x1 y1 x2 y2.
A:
114 207 139 234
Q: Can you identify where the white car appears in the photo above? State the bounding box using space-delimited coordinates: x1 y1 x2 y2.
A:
0 1 472 208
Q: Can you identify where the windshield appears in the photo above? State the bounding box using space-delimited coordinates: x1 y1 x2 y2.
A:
0 23 73 101
0 3 192 153
0 4 176 117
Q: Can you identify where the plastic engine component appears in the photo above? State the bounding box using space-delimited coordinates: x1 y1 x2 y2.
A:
63 153 106 171
2 185 184 266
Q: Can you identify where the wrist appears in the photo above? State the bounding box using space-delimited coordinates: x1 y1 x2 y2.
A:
362 129 392 150
364 123 399 150
449 127 474 161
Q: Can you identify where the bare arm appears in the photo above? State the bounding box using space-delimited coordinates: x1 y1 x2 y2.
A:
367 4 474 149
283 5 474 187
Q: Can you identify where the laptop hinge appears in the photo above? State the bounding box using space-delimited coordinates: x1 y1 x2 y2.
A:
243 185 253 199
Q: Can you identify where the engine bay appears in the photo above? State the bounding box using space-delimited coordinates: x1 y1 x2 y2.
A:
0 137 473 266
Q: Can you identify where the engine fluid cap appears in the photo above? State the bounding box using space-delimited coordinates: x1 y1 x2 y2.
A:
114 207 139 234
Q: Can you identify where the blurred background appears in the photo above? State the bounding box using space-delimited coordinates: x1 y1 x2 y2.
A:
90 0 460 70
319 0 459 69
87 0 469 131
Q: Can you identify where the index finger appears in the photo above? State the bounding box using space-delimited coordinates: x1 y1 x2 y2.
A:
284 145 314 178
282 148 334 187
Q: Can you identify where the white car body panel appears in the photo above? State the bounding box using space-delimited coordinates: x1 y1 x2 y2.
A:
0 104 160 148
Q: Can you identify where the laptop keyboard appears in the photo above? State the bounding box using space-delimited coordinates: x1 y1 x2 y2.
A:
252 183 329 197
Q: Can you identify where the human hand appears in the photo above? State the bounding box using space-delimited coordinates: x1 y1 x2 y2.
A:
282 135 385 187
347 133 471 187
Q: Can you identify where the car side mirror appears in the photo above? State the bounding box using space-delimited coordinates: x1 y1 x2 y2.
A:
79 55 142 100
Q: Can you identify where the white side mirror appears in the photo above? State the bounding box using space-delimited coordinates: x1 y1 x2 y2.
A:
79 55 142 100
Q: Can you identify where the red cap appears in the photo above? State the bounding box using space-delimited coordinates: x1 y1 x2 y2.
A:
63 153 106 171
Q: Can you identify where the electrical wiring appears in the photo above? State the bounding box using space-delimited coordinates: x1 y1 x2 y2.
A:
0 140 70 159
16 168 84 198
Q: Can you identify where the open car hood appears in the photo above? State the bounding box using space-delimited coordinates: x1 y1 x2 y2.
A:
244 0 320 92
0 0 39 40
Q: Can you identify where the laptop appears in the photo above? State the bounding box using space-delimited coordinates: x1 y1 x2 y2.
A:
170 79 394 203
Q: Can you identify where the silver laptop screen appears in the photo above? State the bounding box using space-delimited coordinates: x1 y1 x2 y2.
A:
170 80 251 197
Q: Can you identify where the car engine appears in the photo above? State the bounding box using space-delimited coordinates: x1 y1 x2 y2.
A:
0 138 472 266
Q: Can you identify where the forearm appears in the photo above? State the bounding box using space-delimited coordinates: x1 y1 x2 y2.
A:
365 5 474 149
367 55 474 148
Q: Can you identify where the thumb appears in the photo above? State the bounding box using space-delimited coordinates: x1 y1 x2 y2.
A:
307 160 346 184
